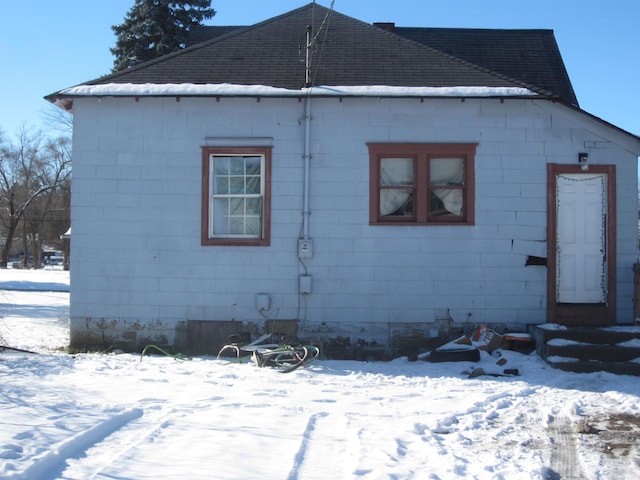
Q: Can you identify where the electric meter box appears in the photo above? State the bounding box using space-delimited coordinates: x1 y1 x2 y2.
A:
298 239 313 259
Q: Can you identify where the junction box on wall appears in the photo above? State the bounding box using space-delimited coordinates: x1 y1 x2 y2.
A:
256 293 271 311
299 275 312 294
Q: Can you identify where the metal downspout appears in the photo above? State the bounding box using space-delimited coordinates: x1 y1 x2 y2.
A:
303 94 311 240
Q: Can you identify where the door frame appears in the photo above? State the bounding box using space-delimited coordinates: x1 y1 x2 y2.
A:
547 163 616 325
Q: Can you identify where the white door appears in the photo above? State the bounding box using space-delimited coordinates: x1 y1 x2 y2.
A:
556 173 607 303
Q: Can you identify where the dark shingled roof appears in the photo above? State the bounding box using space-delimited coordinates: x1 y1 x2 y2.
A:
59 3 569 99
188 7 578 105
185 25 240 46
186 7 578 105
391 27 577 106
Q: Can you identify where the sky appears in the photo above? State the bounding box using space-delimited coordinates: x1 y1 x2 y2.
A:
1 0 639 140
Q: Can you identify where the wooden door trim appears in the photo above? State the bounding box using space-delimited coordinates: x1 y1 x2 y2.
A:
547 164 616 325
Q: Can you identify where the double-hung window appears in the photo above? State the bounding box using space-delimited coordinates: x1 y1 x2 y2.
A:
201 146 271 246
368 143 476 225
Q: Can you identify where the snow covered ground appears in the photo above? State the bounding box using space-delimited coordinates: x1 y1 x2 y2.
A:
1 269 639 479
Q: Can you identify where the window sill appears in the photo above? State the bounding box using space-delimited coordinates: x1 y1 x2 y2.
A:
202 238 270 247
369 220 475 226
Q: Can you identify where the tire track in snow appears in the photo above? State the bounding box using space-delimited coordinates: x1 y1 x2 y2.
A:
7 407 143 480
63 406 182 479
547 416 585 480
287 412 357 479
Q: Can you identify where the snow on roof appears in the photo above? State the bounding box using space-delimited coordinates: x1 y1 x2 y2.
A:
59 83 536 98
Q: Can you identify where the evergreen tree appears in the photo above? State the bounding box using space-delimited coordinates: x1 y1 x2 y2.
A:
111 0 215 72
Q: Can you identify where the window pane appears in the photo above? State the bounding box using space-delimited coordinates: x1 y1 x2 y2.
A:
430 189 463 216
214 176 228 194
228 214 261 236
228 217 246 235
212 197 261 237
229 157 244 175
380 158 414 217
244 215 261 235
246 175 261 195
213 198 231 234
380 189 413 216
214 157 230 175
213 157 230 194
430 158 464 186
245 156 261 175
381 158 413 186
246 197 261 215
229 177 245 194
229 197 244 214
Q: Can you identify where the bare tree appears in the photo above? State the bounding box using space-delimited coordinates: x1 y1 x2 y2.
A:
23 137 72 268
0 128 71 268
41 105 73 136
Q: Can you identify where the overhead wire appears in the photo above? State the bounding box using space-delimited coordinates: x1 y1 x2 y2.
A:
298 1 335 330
308 0 336 87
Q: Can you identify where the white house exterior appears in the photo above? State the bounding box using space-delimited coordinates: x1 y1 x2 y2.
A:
48 4 640 356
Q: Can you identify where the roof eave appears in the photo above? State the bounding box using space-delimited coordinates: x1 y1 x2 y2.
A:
46 83 539 101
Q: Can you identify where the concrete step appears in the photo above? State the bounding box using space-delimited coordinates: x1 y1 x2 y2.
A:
543 343 640 362
544 359 640 376
535 326 640 346
535 324 640 376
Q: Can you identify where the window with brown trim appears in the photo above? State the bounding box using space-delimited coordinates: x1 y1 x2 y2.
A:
201 146 271 246
368 143 476 225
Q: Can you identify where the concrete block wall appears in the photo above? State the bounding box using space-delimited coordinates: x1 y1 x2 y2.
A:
68 95 638 351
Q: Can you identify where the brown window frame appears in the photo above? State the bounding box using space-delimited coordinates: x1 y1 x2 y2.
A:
201 146 271 246
368 143 476 225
